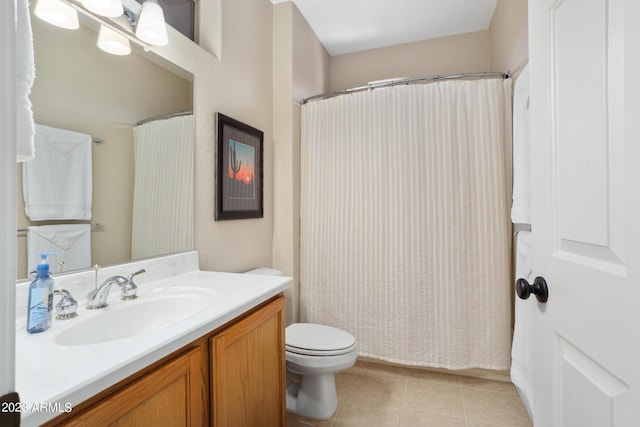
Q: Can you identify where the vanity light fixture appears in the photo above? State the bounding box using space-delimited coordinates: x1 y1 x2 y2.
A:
97 24 131 55
80 0 123 18
35 0 171 56
34 0 80 30
135 0 169 46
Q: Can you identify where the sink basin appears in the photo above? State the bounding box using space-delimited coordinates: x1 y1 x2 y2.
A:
55 287 218 346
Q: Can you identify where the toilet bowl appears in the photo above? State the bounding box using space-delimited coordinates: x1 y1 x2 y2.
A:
243 268 357 419
285 323 357 420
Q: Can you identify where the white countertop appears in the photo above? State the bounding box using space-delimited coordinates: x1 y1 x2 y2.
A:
14 252 290 426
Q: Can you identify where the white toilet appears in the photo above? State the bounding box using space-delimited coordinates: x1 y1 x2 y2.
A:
244 268 357 420
285 323 357 419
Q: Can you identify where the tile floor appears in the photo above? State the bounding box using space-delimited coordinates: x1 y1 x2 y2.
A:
286 360 532 427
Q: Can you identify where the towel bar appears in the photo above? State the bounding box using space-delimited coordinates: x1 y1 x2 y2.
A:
17 223 105 235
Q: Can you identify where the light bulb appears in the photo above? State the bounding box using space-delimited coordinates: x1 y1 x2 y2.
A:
34 0 79 30
97 25 131 56
135 0 168 46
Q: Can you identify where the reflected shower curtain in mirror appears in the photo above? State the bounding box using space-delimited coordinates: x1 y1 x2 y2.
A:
131 114 194 259
300 79 513 369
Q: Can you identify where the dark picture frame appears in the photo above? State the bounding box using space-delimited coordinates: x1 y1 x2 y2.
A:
216 113 264 220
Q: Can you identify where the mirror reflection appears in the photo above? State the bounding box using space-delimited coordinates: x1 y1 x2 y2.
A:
17 7 194 280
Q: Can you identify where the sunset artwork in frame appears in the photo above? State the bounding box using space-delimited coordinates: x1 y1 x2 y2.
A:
215 113 264 220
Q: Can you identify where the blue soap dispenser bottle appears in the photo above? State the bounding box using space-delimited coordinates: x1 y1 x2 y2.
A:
26 253 55 333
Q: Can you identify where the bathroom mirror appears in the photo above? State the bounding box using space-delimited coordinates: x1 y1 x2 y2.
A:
16 7 194 280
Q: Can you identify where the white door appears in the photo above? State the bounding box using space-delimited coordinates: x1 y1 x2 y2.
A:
528 0 640 426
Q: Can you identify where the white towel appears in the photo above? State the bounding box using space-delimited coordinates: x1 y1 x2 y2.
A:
16 0 35 162
511 64 531 224
27 224 91 275
23 124 93 220
511 230 534 421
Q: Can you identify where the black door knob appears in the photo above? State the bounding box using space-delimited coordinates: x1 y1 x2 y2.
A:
516 276 549 303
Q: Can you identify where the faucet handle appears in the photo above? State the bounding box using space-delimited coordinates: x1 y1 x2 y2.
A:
126 269 146 281
54 289 78 319
121 269 145 300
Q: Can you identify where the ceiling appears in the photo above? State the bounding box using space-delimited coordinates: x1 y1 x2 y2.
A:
271 0 499 56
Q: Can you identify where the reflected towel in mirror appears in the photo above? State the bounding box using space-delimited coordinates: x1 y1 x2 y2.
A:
22 124 92 220
27 224 91 275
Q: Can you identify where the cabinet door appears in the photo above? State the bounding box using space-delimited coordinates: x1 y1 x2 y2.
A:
210 296 286 427
63 347 206 426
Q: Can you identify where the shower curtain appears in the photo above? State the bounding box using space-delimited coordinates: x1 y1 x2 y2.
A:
131 114 194 259
300 79 513 370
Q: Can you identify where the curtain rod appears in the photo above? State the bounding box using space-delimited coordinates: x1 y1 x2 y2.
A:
136 111 193 126
301 71 509 105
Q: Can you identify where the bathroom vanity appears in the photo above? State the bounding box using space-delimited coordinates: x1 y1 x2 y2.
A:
14 251 289 427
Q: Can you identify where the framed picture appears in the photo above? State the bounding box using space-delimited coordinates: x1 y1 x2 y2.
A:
216 113 264 220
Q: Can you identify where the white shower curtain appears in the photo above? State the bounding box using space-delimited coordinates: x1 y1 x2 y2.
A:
300 79 513 370
131 114 194 259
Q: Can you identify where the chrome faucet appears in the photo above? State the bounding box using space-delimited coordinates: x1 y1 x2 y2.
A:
86 269 145 309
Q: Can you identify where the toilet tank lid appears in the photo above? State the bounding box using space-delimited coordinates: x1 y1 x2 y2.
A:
244 267 284 276
286 323 356 352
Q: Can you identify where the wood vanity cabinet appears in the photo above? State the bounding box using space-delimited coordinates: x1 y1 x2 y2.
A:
210 294 286 426
55 346 207 426
43 295 285 427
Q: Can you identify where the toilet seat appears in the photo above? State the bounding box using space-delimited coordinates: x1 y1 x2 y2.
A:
286 342 357 357
286 323 356 356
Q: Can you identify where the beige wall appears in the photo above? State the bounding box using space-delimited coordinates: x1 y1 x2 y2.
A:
489 0 528 76
18 14 191 278
273 2 330 323
488 0 528 314
130 0 277 275
191 0 275 273
329 31 490 92
292 8 330 102
328 0 528 94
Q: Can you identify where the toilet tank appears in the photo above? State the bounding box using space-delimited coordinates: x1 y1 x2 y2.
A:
244 267 284 276
244 267 292 325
